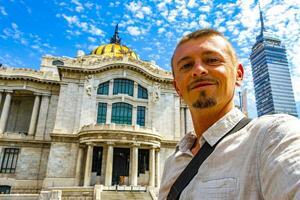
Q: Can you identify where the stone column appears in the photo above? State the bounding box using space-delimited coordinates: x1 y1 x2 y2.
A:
84 144 93 187
106 102 112 124
155 150 161 188
132 105 137 126
28 94 41 136
0 90 3 106
133 82 138 98
75 147 84 186
0 91 13 134
180 107 185 137
105 143 114 186
130 144 138 186
149 147 155 187
109 80 113 96
174 95 181 139
35 94 50 139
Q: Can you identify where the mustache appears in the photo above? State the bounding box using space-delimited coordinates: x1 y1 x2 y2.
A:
187 77 218 91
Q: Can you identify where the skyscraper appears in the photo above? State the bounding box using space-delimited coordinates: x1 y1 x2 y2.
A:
250 5 298 117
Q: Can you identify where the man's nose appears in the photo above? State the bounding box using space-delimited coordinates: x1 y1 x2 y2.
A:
192 62 208 77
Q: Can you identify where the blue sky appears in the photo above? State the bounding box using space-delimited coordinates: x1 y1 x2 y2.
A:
0 0 299 118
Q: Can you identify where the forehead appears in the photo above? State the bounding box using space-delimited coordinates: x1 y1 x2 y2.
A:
173 36 229 64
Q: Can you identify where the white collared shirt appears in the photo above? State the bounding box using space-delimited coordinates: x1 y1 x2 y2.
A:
158 108 300 200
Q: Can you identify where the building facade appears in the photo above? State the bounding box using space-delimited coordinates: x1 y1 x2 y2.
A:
250 7 298 117
0 28 194 198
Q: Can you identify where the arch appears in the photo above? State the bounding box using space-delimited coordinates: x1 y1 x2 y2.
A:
97 81 109 95
52 60 64 66
113 78 134 96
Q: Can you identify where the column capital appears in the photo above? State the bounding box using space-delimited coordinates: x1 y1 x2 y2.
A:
131 142 140 147
86 142 94 146
5 90 13 93
33 92 42 96
106 141 115 146
41 93 51 97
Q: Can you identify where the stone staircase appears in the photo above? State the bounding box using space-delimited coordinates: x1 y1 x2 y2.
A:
101 191 152 200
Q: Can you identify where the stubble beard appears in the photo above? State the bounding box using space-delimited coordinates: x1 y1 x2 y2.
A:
192 91 217 109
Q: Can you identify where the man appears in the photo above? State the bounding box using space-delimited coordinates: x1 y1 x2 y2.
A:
158 29 300 199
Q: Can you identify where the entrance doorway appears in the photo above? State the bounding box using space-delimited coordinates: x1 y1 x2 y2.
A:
112 148 130 185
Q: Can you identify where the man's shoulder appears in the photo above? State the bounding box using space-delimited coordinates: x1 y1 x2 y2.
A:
253 113 298 127
252 113 299 140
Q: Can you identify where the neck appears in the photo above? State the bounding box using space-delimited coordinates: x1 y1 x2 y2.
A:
190 101 234 138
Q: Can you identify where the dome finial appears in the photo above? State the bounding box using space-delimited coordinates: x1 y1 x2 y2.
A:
110 24 121 44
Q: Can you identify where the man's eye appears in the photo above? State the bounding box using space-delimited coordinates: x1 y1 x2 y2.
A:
205 58 221 64
180 63 192 70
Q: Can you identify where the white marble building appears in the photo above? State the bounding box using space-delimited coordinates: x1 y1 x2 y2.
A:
0 27 193 198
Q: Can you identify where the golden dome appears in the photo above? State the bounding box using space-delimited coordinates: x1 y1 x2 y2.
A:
91 24 139 60
91 43 139 60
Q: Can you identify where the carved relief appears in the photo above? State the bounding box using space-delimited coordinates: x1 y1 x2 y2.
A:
151 82 161 103
85 75 94 96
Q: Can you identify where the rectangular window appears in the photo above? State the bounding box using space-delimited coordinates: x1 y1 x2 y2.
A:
1 148 19 173
92 147 103 176
97 103 107 124
137 106 145 126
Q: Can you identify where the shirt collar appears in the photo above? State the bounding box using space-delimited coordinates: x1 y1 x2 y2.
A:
176 108 245 155
203 108 245 146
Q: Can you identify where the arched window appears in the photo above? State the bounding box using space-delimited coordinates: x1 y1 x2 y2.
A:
138 85 148 99
111 103 132 125
97 81 109 95
113 79 134 96
52 60 64 66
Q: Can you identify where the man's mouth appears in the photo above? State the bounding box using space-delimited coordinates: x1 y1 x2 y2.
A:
189 82 215 90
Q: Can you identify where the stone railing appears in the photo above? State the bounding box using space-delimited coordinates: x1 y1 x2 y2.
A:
0 67 60 82
42 55 173 81
81 123 159 136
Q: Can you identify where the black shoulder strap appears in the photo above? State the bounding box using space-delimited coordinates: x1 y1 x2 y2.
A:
167 117 251 200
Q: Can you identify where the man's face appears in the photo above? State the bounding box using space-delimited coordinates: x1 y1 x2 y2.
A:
172 36 243 111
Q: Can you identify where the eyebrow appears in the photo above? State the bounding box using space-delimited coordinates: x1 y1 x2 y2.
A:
176 56 191 66
176 50 224 66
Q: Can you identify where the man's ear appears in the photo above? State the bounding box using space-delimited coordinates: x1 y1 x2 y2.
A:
235 63 244 87
173 80 182 97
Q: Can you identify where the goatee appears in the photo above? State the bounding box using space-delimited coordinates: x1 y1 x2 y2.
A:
192 91 216 109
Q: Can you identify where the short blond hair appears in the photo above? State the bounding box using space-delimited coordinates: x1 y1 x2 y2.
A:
171 29 238 76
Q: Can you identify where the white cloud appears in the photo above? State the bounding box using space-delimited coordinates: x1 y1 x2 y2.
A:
158 27 166 33
88 36 96 43
62 14 79 25
127 26 142 36
0 6 8 16
71 0 84 13
187 0 197 8
89 24 103 36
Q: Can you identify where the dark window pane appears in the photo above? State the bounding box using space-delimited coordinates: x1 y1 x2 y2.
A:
92 147 103 176
97 81 109 95
137 106 145 126
0 185 11 194
1 148 19 173
97 103 107 124
138 85 148 99
111 103 132 125
113 79 134 96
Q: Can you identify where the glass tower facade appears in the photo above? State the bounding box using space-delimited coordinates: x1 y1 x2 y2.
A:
250 7 298 117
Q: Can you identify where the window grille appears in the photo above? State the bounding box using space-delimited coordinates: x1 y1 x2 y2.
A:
0 148 19 173
111 102 132 125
